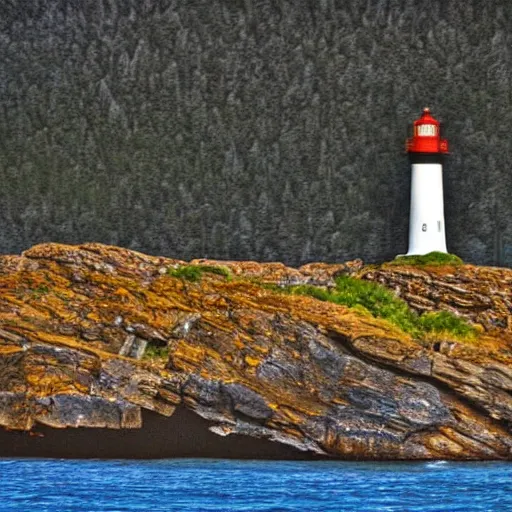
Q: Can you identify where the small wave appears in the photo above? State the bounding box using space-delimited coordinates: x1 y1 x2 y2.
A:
425 460 448 469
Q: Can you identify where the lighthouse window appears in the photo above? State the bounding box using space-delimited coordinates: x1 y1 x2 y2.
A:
438 221 442 232
418 124 437 136
422 223 427 232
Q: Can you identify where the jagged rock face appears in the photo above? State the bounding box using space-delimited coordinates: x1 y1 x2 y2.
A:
0 243 511 460
361 264 512 332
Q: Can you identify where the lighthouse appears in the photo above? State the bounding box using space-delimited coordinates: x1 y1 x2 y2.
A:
405 107 449 255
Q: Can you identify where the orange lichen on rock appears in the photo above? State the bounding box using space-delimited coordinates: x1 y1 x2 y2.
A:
0 243 510 460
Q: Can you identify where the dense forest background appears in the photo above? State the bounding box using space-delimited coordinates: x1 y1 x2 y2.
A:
0 0 511 266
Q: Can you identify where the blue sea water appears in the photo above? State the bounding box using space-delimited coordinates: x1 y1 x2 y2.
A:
0 459 510 512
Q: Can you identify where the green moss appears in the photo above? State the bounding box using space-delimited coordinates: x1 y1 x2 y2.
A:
418 310 476 338
167 265 204 282
167 264 231 282
389 252 463 266
144 343 169 360
199 265 232 279
282 275 475 339
32 285 50 299
335 276 420 334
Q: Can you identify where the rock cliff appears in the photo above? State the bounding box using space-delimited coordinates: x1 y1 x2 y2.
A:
0 243 511 460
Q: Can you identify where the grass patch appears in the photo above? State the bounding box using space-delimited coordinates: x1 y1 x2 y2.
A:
144 343 169 360
418 311 475 338
287 277 419 335
283 275 476 339
389 252 463 266
167 264 231 282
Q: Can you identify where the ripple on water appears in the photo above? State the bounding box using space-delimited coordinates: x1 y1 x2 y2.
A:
0 459 511 512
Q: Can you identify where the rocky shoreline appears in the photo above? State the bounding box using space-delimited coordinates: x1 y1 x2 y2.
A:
0 243 511 460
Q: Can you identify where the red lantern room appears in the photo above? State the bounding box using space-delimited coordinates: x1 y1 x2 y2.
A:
406 107 449 154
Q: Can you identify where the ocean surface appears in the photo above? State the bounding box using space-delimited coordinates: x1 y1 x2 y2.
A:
0 459 511 512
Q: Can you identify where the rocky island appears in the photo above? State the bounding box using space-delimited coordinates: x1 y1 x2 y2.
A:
0 243 511 460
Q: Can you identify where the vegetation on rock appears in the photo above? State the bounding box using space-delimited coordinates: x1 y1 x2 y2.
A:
281 275 476 339
0 243 510 461
167 264 231 282
144 343 170 360
388 252 464 267
418 311 475 338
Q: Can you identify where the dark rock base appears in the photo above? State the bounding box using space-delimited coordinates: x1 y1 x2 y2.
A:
0 407 320 460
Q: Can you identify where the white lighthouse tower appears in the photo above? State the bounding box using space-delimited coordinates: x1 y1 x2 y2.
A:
405 107 449 255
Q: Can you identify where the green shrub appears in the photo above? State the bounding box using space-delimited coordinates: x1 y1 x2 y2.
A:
283 275 475 339
285 277 419 335
418 310 475 337
336 275 419 334
167 264 231 282
389 252 463 266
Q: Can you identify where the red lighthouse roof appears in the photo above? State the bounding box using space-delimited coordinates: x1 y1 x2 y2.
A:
406 107 449 154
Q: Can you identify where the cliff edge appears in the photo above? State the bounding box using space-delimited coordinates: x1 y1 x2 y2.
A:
0 243 511 460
